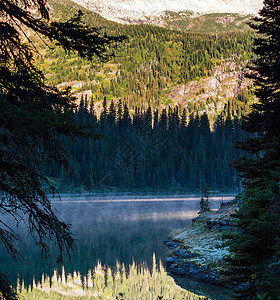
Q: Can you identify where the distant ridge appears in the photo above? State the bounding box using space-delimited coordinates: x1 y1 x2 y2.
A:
71 0 263 24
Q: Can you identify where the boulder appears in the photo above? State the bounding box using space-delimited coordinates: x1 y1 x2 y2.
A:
163 239 181 249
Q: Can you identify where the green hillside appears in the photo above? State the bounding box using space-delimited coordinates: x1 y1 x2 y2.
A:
32 0 255 122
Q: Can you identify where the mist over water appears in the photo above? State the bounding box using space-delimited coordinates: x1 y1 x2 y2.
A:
0 194 235 294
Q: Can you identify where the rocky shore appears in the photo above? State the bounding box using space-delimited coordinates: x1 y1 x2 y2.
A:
164 201 238 288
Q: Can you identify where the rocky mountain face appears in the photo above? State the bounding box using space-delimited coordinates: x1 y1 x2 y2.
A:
166 62 251 118
71 0 263 25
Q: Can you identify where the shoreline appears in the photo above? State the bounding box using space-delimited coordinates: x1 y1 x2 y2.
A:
164 199 238 294
49 192 237 202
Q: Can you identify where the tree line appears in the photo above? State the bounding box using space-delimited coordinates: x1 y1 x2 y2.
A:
43 96 249 193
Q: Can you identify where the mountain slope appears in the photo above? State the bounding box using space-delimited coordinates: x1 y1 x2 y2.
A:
71 0 263 25
37 0 255 122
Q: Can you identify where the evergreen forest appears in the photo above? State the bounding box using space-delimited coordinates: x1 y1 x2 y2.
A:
44 96 249 193
36 0 255 122
33 0 256 193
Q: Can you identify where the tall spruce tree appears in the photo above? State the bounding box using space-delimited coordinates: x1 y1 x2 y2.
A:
199 184 210 214
224 1 280 298
0 0 125 298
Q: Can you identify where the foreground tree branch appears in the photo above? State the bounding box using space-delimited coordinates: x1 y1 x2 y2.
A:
0 0 127 298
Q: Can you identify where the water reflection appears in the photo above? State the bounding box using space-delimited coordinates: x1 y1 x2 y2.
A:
0 194 235 298
19 258 205 299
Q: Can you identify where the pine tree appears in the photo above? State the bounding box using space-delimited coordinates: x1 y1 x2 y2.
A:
199 184 210 214
224 1 280 298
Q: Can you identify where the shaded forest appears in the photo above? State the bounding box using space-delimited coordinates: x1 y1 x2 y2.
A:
44 96 249 193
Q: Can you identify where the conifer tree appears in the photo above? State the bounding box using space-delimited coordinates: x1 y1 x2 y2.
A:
224 1 280 298
199 184 210 214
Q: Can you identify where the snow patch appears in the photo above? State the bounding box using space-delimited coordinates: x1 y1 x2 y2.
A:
71 0 263 23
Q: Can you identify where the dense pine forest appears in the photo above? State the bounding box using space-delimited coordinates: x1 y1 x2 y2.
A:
35 0 255 122
29 0 256 193
43 96 249 192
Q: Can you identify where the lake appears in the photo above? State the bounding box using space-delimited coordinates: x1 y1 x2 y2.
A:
0 194 235 299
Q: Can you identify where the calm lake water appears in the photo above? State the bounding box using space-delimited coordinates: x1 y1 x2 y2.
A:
0 194 235 299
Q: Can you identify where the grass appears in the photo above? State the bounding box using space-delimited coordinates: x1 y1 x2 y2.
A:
18 255 207 299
